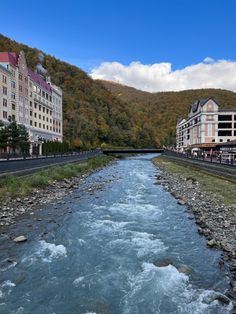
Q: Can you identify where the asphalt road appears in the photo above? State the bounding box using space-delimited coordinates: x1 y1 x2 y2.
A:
0 151 102 177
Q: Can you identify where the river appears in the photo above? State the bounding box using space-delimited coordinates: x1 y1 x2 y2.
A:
0 154 233 313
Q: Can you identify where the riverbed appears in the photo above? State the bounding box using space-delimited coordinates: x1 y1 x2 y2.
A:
0 154 233 313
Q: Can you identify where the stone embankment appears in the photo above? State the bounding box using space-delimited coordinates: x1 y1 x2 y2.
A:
0 175 86 228
155 163 236 297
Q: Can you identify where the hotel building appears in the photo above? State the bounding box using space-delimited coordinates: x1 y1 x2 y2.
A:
176 98 236 152
0 51 63 154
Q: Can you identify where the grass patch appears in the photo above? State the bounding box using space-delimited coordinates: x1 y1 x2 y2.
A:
154 156 236 208
0 155 113 200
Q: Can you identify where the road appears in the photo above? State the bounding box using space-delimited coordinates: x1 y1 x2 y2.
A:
0 150 102 177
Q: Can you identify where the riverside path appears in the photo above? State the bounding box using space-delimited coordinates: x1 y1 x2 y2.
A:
0 150 102 177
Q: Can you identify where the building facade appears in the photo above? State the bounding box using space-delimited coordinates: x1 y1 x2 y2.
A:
176 98 236 152
0 51 63 154
0 64 12 123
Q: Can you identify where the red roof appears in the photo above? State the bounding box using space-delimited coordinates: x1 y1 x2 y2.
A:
0 52 18 66
28 69 52 93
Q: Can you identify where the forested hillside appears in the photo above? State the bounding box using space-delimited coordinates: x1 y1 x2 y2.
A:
100 80 236 145
1 34 236 148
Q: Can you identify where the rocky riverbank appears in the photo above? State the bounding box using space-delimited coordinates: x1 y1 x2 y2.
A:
0 158 115 231
0 175 86 228
154 158 236 300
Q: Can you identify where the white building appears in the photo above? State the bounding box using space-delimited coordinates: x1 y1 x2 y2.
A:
176 98 236 152
0 51 63 154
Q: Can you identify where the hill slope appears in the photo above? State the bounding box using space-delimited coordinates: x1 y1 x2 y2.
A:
100 80 236 145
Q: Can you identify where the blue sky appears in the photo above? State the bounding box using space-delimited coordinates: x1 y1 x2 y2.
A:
1 0 236 91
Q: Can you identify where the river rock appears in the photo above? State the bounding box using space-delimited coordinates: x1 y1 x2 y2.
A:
154 258 175 267
13 235 27 243
207 239 217 247
178 264 192 274
177 199 186 205
215 293 231 305
231 281 236 293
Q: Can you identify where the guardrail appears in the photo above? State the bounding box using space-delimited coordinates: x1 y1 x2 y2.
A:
0 149 102 163
164 149 236 167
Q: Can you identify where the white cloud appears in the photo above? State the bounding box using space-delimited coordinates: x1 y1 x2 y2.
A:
90 58 236 92
203 57 215 64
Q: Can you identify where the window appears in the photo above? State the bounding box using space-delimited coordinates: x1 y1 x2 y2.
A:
42 91 45 97
43 107 45 112
47 125 48 130
2 86 7 95
34 122 37 127
34 113 37 118
43 116 45 121
11 80 15 89
34 103 37 109
12 103 15 110
46 117 48 122
49 96 52 102
30 101 32 107
30 110 32 116
11 92 15 100
46 109 49 114
30 120 32 126
218 130 232 136
39 123 41 128
46 93 48 100
19 74 23 80
12 114 15 121
2 75 7 84
43 124 45 129
3 111 7 119
3 99 7 107
39 114 41 119
218 115 232 121
218 122 232 129
39 105 41 111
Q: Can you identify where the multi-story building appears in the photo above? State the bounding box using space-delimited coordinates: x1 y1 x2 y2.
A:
176 98 236 152
0 51 63 154
49 80 63 142
0 64 12 123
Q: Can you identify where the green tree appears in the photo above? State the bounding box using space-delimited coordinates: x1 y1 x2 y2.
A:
19 124 30 157
0 125 8 151
7 121 20 153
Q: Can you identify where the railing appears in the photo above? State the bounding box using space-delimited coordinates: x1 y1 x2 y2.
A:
0 149 102 162
164 149 236 167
